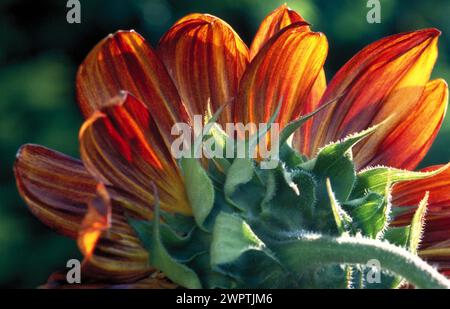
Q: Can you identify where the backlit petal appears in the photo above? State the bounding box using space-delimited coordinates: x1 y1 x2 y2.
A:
249 4 307 60
309 29 440 167
235 23 328 130
158 14 249 124
79 91 191 215
77 30 190 146
366 79 448 169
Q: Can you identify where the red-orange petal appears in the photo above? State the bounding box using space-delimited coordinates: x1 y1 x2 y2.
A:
309 29 440 167
392 164 450 272
249 4 307 60
76 30 190 146
79 91 191 215
365 79 448 169
158 14 249 124
235 23 328 130
14 144 96 238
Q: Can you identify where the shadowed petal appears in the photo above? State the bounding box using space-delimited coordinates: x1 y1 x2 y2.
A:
77 30 190 146
392 164 450 273
14 144 96 238
79 91 191 215
235 23 328 130
158 14 249 124
309 29 440 167
366 79 448 169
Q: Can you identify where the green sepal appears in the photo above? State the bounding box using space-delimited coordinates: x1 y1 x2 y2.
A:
352 165 449 198
129 207 202 289
279 98 337 146
224 158 255 209
343 192 389 239
211 212 292 288
408 193 428 254
180 157 215 230
326 178 352 234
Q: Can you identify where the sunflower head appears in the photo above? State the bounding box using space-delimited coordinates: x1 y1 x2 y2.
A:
13 5 450 289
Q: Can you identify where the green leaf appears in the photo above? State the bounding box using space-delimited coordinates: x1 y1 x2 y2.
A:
181 157 215 230
408 192 429 254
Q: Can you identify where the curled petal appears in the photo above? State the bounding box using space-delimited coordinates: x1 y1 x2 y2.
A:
158 14 249 124
79 91 191 215
235 23 328 130
14 144 96 238
79 185 153 283
78 183 112 258
77 30 189 145
82 210 153 283
249 4 307 60
366 79 448 169
310 29 440 167
392 165 450 272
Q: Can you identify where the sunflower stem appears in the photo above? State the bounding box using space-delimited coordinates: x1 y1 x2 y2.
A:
274 235 450 289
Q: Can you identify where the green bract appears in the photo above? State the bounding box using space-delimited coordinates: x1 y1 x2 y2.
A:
129 116 450 289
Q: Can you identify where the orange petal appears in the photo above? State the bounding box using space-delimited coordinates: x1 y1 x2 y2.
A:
79 91 191 215
158 14 249 124
249 4 326 156
366 79 448 169
309 29 440 166
14 144 96 238
235 23 328 130
76 30 190 146
392 164 450 270
294 70 327 156
78 183 111 258
249 4 307 60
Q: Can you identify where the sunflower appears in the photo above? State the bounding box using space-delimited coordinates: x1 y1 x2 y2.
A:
14 5 450 288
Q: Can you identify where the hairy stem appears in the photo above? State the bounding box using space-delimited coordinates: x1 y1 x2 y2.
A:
274 235 450 289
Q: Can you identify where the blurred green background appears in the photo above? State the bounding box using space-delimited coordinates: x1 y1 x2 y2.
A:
0 0 449 288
